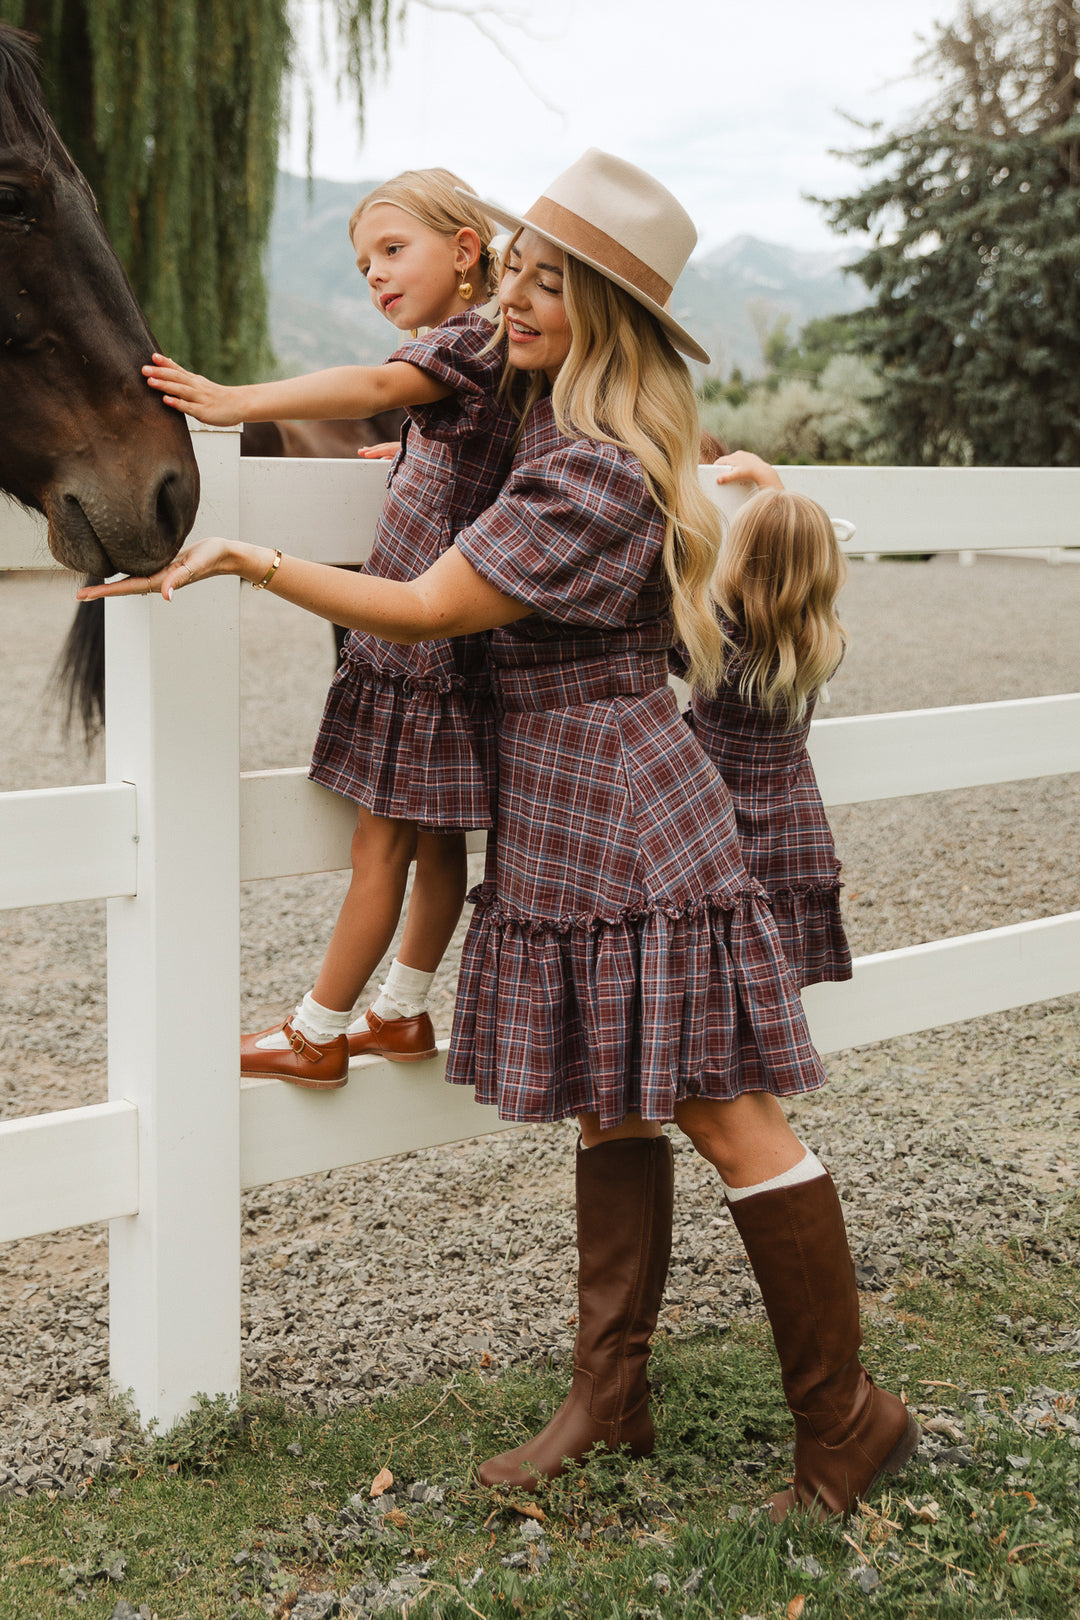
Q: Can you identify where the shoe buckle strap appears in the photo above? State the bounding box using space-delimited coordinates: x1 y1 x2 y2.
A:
288 1025 319 1059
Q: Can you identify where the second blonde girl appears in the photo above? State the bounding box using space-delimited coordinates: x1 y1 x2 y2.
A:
689 468 853 987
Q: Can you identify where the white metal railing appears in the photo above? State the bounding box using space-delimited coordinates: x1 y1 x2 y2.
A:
1 432 1078 1428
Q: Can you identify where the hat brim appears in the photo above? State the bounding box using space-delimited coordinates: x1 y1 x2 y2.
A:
473 194 711 367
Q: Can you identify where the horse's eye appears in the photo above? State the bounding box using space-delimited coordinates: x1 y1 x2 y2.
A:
0 187 25 216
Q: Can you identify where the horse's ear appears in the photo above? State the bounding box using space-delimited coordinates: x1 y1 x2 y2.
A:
51 590 105 748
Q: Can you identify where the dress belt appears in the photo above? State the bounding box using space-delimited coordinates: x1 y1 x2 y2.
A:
491 651 670 714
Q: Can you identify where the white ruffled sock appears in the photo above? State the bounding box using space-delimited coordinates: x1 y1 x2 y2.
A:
348 959 434 1034
256 991 352 1050
721 1146 827 1203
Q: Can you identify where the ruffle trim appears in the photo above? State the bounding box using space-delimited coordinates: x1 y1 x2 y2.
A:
769 879 843 901
340 652 489 698
770 884 852 989
311 646 496 830
464 883 766 936
447 878 828 1130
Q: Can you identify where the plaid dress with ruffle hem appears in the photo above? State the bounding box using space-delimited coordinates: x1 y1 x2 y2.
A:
687 623 852 989
444 398 827 1131
309 308 518 831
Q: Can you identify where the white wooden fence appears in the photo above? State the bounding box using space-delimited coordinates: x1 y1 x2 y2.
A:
1 430 1078 1429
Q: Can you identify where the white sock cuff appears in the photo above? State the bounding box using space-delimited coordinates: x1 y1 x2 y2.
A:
293 991 353 1042
375 958 435 1019
721 1146 827 1204
385 959 434 997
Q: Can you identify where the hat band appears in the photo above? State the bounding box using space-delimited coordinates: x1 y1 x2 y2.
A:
524 197 672 308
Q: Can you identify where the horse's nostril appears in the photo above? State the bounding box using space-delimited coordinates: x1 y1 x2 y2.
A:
155 470 180 541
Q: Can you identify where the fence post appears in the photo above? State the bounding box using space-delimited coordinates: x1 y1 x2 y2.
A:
104 426 242 1429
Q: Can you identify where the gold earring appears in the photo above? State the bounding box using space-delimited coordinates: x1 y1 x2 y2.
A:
458 266 473 301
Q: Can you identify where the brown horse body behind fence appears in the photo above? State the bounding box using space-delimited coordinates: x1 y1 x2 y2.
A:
240 414 405 459
0 25 198 577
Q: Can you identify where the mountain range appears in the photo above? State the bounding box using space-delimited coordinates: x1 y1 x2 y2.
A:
267 171 868 381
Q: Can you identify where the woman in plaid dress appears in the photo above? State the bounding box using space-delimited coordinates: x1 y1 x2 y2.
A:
146 171 521 1087
92 150 917 1523
689 459 853 988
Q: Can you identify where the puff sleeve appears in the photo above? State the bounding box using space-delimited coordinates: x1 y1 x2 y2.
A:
454 438 663 628
387 311 504 440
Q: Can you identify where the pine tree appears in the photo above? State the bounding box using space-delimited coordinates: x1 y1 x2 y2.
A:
822 0 1080 465
3 0 393 380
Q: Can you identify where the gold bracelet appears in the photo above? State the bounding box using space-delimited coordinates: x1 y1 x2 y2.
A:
252 548 282 590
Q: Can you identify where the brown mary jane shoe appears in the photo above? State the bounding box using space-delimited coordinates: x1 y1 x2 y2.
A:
240 1019 349 1088
347 1008 437 1062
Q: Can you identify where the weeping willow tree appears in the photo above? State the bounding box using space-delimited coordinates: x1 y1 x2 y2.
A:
2 0 395 379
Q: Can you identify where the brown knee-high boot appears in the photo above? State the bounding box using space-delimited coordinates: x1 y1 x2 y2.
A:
478 1134 674 1491
726 1170 919 1521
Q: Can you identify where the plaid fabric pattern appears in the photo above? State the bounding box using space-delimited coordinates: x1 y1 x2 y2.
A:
445 400 827 1129
309 310 516 830
688 620 852 988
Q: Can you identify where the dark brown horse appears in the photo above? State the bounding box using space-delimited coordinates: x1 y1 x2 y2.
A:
0 25 198 577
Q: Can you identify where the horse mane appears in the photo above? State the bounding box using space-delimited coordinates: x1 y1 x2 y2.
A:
0 25 79 179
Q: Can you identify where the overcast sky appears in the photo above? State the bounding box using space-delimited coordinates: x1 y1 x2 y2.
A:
280 0 957 254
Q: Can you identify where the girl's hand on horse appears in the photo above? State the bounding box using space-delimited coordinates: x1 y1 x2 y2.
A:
143 353 244 427
75 537 253 602
715 450 784 491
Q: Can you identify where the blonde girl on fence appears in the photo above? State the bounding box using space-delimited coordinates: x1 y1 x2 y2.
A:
143 171 521 1088
87 150 918 1522
687 455 854 990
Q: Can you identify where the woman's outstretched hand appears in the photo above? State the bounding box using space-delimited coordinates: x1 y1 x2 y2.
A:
714 450 784 490
143 353 244 426
76 537 244 603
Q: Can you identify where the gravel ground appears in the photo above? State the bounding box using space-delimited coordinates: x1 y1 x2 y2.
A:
1 554 1078 1495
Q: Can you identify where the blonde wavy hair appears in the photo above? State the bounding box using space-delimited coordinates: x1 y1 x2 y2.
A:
716 488 846 727
497 251 728 693
348 169 499 296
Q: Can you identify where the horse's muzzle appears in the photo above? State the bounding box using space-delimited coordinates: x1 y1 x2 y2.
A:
44 457 201 577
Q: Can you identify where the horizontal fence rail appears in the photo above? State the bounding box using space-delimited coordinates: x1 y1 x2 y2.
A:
808 692 1080 805
773 466 1080 554
235 694 1080 883
0 1100 139 1243
8 688 1079 907
8 903 1079 1246
0 782 138 909
2 434 1078 1427
802 911 1080 1052
6 459 1080 569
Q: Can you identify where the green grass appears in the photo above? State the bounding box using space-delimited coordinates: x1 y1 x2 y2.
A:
1 1240 1078 1620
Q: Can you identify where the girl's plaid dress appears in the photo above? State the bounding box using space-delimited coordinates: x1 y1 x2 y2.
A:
687 623 852 989
444 398 827 1131
309 309 518 831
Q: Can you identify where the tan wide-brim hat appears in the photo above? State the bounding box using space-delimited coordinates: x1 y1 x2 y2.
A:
463 149 710 365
